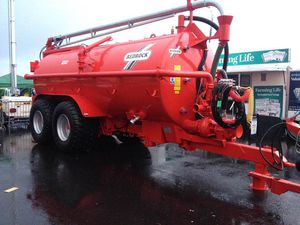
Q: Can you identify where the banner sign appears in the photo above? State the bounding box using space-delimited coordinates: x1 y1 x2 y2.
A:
254 86 283 118
288 71 300 114
218 48 290 67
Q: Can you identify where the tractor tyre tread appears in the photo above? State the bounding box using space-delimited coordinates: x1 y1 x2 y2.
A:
30 99 54 144
52 101 98 152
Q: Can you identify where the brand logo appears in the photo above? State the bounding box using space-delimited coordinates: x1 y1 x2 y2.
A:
124 51 151 62
123 43 154 70
262 50 287 62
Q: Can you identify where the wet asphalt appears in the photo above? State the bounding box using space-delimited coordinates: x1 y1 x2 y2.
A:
0 129 300 225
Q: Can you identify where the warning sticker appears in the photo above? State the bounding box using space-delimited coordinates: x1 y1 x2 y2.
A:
173 65 181 94
174 65 181 71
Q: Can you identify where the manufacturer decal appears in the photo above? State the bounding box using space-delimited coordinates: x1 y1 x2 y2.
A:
124 43 154 70
169 46 182 58
124 51 151 62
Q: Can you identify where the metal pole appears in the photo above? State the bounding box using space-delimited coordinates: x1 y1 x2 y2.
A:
57 14 174 48
52 0 224 45
8 0 17 96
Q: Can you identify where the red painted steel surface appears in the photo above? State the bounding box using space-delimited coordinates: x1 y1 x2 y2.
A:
286 118 300 135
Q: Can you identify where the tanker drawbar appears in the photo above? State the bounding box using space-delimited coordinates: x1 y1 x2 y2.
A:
25 0 300 195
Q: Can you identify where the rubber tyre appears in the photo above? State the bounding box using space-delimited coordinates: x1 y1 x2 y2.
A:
52 101 99 152
29 99 54 144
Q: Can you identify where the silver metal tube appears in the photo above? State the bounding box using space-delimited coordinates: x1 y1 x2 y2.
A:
8 0 17 95
130 116 140 124
56 14 174 48
52 0 223 42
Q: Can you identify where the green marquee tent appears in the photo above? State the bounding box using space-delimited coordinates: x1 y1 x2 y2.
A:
0 73 33 89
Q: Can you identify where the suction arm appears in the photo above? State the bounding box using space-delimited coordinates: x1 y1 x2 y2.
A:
46 1 224 49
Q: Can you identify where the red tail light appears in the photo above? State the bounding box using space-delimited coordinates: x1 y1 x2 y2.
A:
10 108 17 113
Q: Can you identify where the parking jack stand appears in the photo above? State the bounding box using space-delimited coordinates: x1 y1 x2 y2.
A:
250 164 270 191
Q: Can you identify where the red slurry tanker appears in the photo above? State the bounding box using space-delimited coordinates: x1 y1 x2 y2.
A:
25 1 300 195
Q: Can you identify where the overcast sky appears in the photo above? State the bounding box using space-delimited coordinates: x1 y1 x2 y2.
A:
1 0 299 76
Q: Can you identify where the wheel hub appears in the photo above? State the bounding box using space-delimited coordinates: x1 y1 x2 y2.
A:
33 110 44 134
57 114 71 141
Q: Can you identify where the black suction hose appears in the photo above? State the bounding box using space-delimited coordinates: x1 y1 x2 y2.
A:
198 49 208 71
185 16 229 72
211 45 224 78
217 68 228 79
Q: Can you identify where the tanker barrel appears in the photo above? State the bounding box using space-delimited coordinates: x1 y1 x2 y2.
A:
51 0 223 47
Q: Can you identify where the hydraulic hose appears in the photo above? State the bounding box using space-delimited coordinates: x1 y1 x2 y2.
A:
211 84 245 129
185 16 229 72
217 68 228 79
198 49 208 71
185 16 246 129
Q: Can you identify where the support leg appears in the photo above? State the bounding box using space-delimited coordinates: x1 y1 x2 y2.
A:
250 164 270 191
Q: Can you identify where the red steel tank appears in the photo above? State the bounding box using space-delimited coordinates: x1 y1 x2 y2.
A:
34 32 208 125
25 0 300 195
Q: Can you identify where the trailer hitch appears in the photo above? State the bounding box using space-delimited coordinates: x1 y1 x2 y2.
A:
249 170 300 195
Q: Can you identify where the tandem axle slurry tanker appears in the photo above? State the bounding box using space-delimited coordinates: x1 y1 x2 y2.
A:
25 1 300 195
